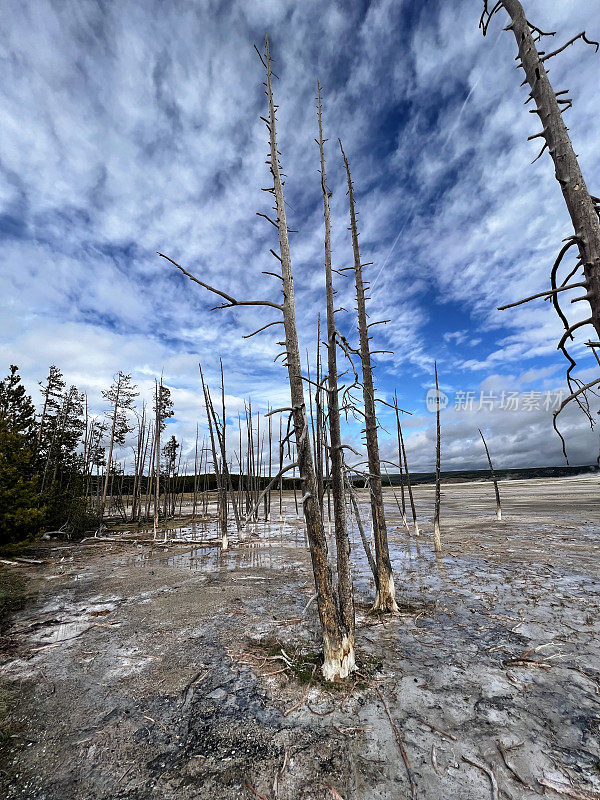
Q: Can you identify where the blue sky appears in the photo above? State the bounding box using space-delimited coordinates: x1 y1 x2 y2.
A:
2 0 600 472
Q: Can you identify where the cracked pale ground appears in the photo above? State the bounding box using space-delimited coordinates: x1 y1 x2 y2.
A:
1 477 599 799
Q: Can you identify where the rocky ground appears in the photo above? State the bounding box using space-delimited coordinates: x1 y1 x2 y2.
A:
1 476 599 799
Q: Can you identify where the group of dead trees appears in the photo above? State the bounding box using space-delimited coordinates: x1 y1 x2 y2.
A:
158 0 599 677
86 367 291 537
82 359 307 542
160 36 429 679
158 4 578 674
28 365 228 534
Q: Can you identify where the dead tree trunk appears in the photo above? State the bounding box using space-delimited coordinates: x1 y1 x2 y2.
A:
479 428 502 521
317 81 355 641
482 0 600 449
193 423 199 517
130 406 145 523
145 423 155 523
315 319 325 515
339 140 398 613
216 363 241 534
433 362 442 553
394 401 407 526
394 395 419 536
278 416 283 520
160 37 355 679
138 417 151 523
153 380 161 538
263 40 354 677
200 367 228 550
345 471 378 584
266 411 272 520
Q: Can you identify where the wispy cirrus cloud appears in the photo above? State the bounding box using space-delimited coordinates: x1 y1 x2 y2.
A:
1 0 599 469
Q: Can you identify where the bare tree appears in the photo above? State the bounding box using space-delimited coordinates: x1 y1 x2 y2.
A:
200 366 227 549
481 0 600 455
193 423 199 517
339 140 398 613
130 404 148 523
345 469 377 583
394 392 419 537
433 362 442 554
200 363 241 546
159 36 355 679
317 81 355 646
479 428 502 521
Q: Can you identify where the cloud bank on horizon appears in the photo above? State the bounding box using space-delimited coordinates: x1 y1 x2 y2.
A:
1 0 599 472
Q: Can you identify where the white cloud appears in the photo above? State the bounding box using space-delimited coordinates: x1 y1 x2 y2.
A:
1 0 599 471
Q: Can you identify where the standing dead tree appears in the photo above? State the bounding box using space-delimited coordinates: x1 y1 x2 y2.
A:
200 362 241 545
159 36 355 680
193 423 199 517
394 392 419 537
433 362 442 553
317 81 355 646
339 140 398 613
130 404 148 523
481 0 600 456
345 469 378 584
479 428 502 521
200 366 228 549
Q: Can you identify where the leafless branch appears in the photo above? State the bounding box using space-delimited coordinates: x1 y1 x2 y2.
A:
541 31 599 62
498 282 586 310
158 253 283 311
553 377 600 461
243 320 284 339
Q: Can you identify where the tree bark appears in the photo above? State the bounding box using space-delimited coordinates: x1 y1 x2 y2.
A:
339 140 398 613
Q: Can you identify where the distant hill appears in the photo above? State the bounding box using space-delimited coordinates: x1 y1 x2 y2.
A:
373 464 599 487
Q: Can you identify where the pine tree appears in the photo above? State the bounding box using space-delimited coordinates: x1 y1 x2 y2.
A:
152 380 174 534
99 372 138 520
0 366 44 543
162 434 179 518
0 365 36 441
37 365 65 450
